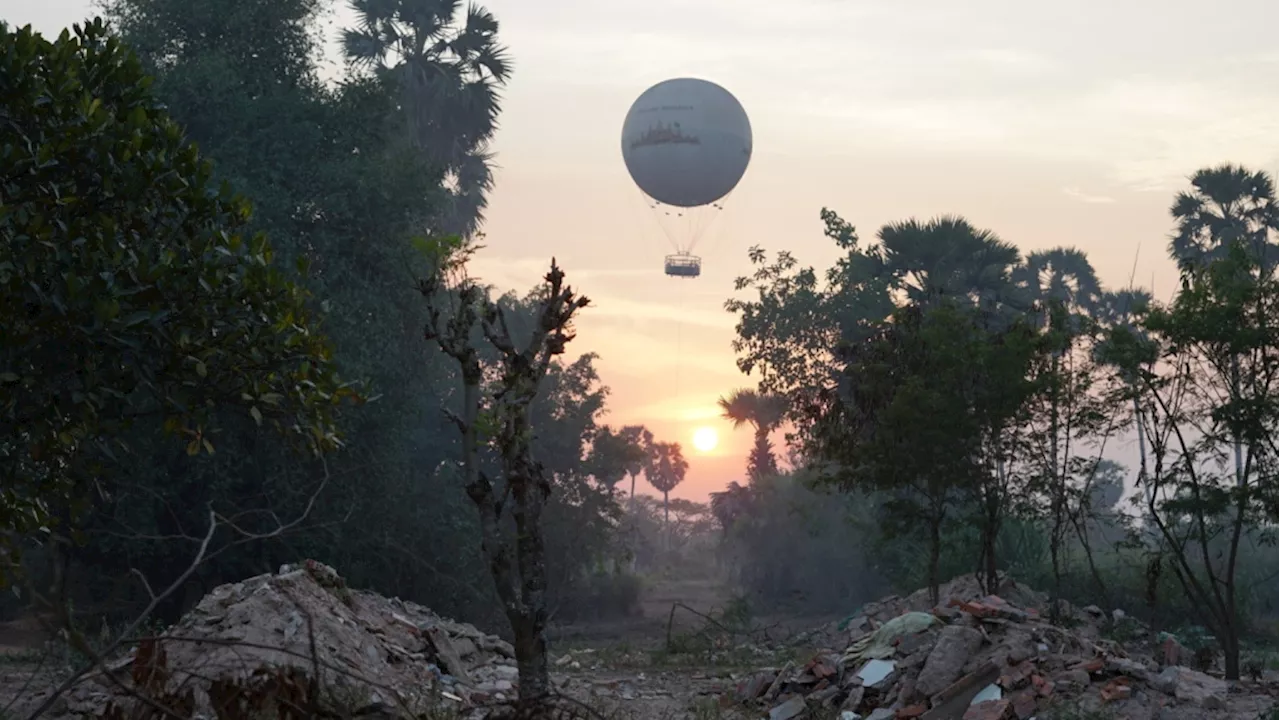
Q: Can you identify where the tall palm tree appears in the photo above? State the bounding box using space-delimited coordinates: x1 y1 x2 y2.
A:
342 0 512 238
618 425 653 510
1012 248 1102 495
717 388 788 480
646 441 688 543
1012 248 1102 604
1169 164 1278 273
1094 288 1154 505
875 215 1021 314
1011 247 1101 324
1169 165 1279 486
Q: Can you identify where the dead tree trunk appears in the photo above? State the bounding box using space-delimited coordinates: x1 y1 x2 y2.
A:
421 253 589 707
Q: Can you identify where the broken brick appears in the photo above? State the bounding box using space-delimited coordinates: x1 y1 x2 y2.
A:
896 703 928 718
962 699 1015 720
1010 689 1038 719
1070 657 1105 674
1100 677 1133 703
997 660 1035 690
1030 674 1056 698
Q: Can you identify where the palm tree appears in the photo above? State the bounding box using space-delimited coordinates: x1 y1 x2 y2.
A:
1094 288 1154 505
342 0 512 238
1169 165 1278 488
646 441 688 546
618 425 653 510
1012 249 1101 504
717 388 788 480
875 215 1021 315
1012 248 1102 610
1169 164 1278 273
1011 247 1101 324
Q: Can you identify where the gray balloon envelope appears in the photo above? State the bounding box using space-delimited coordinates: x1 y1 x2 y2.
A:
621 78 753 209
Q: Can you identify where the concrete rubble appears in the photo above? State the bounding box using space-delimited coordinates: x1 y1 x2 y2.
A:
730 574 1279 720
13 561 523 718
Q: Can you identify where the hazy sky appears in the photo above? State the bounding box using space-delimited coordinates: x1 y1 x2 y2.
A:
7 0 1279 500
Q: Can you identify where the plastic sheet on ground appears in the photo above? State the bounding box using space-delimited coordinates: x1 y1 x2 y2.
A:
841 610 940 665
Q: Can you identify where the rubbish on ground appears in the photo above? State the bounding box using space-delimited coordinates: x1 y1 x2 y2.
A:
857 659 897 686
725 572 1278 720
10 561 521 719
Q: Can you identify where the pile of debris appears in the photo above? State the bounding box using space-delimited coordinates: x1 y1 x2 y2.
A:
17 561 523 719
731 574 1278 720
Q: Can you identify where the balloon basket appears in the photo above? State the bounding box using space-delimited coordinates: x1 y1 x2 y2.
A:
664 253 702 278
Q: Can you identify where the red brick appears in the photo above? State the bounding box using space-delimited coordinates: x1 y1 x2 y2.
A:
1030 675 1056 698
896 703 928 719
1100 677 1133 703
1071 657 1105 674
963 699 1015 720
1011 689 1038 719
998 660 1036 690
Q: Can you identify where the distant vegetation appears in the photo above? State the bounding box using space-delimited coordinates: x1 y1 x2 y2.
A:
717 169 1278 680
0 0 1274 703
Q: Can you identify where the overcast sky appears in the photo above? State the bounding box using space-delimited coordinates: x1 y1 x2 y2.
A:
6 0 1278 500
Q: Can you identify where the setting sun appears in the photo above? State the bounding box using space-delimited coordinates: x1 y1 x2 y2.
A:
692 427 719 453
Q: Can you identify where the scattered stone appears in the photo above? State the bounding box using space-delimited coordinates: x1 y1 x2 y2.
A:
715 573 1276 720
9 561 517 719
915 625 985 697
769 694 807 720
1154 666 1228 710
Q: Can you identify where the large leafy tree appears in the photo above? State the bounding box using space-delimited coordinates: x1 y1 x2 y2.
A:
1168 165 1278 493
342 0 513 238
0 20 354 573
1103 243 1278 680
725 209 892 442
91 0 461 619
587 425 649 500
811 301 1040 600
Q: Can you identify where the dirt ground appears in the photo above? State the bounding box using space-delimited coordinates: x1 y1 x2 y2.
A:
0 572 823 719
2 570 1274 720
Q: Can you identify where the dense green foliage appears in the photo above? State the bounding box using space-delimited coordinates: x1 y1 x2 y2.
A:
1 3 660 633
0 20 354 577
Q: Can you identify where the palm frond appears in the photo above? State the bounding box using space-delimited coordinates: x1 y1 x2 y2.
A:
341 27 388 67
349 0 399 26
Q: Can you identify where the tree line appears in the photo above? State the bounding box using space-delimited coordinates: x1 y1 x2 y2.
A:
714 169 1278 680
0 0 702 648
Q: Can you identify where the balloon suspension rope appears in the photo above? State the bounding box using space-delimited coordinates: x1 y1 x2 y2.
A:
675 280 687 400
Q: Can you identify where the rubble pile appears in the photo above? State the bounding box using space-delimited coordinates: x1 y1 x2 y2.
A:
731 574 1278 720
17 561 523 718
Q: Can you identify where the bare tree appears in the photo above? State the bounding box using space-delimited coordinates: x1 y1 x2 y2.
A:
418 239 589 705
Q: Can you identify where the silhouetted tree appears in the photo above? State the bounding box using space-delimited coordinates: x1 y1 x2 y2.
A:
718 388 788 479
646 442 688 543
342 0 512 238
